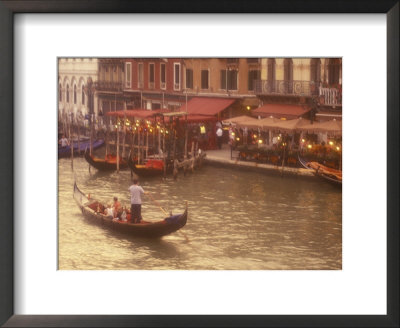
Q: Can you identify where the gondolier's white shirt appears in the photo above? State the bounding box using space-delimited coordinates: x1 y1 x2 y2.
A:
129 185 144 204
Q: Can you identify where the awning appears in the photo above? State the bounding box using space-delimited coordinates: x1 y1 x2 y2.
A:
251 104 311 119
105 109 168 119
177 97 236 116
270 117 311 132
222 115 257 125
299 119 342 135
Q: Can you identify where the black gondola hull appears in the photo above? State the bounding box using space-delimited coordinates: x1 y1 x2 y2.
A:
74 183 187 238
84 151 128 171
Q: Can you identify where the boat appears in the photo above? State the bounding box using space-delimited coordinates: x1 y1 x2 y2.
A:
58 139 104 158
127 155 173 177
73 182 188 238
84 149 129 171
298 154 342 186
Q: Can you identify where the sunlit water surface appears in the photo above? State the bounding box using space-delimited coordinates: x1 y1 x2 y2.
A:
58 157 341 270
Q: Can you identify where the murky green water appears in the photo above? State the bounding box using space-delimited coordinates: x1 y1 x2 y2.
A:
58 157 341 270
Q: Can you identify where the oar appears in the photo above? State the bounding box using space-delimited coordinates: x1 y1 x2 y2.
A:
147 193 169 216
147 193 189 242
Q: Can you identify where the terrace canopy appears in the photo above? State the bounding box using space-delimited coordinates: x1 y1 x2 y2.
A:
244 116 280 130
222 115 257 125
105 109 168 119
269 117 311 132
252 103 311 120
299 119 342 135
177 97 236 116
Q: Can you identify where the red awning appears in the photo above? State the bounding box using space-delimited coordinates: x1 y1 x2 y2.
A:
105 109 169 119
177 97 236 116
184 115 217 123
251 104 311 119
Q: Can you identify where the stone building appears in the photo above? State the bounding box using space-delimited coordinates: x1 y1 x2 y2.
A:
58 58 99 122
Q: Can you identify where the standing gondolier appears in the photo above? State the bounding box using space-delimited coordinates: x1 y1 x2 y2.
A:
129 178 147 223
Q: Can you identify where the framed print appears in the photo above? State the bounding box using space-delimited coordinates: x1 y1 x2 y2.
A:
1 1 398 327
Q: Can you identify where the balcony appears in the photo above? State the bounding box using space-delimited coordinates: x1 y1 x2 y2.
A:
254 80 342 106
319 86 342 106
254 80 318 97
96 81 123 91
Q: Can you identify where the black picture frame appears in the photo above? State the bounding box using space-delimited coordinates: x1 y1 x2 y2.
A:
0 1 398 327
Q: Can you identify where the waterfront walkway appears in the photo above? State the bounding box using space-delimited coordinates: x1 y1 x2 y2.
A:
204 144 314 177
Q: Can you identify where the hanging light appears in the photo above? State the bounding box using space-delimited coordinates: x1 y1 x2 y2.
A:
307 144 312 149
329 141 334 146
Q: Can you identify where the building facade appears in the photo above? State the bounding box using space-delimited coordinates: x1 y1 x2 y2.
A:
58 58 99 121
255 58 342 120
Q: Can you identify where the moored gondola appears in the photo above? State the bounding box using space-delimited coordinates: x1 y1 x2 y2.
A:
298 154 342 186
58 139 104 158
128 155 173 177
84 149 128 171
73 183 188 238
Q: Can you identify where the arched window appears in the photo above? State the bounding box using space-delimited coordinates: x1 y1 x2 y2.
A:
66 85 69 103
59 84 62 101
81 85 85 105
73 85 77 104
284 58 293 93
267 58 276 92
328 58 341 85
310 58 321 84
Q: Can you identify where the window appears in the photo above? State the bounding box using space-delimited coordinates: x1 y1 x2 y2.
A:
160 63 166 89
267 59 276 92
328 58 340 85
186 68 193 89
81 85 85 105
138 63 144 88
59 84 62 101
66 85 69 103
149 63 155 88
201 70 209 90
174 63 181 90
248 70 260 91
125 62 131 88
310 58 321 83
73 85 77 104
220 70 237 90
284 58 293 93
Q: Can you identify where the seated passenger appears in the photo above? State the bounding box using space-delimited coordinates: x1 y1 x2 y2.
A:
112 196 122 218
104 204 114 218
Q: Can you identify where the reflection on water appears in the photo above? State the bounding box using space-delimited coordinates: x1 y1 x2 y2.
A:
58 157 342 270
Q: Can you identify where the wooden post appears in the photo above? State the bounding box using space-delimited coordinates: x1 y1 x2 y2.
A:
184 123 188 160
69 121 74 169
77 122 81 155
173 159 178 180
158 127 161 158
138 126 141 164
105 118 109 156
122 125 126 159
116 123 120 173
146 130 149 159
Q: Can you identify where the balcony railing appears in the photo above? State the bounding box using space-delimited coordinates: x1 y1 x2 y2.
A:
254 80 318 96
96 81 123 91
319 86 342 106
254 80 342 106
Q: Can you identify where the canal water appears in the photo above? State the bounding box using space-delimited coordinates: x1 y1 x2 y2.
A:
58 157 342 270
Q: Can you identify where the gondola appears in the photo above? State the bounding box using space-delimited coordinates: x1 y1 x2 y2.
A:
58 139 104 158
127 155 173 177
298 154 342 186
84 149 129 171
73 182 188 238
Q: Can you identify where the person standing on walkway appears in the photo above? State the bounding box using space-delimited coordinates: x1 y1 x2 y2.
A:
216 125 223 149
129 178 147 223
